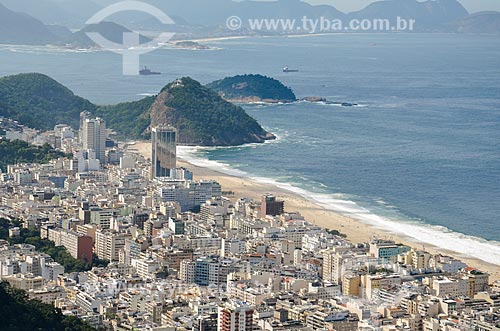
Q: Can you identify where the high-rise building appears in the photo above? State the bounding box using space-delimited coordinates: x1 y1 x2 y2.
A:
261 194 284 216
79 111 92 142
95 230 131 262
151 126 177 178
218 301 254 331
81 116 106 162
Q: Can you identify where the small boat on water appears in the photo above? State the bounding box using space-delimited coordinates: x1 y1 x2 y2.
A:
283 66 299 73
139 66 161 75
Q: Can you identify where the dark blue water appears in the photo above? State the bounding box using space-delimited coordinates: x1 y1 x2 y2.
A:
1 34 499 263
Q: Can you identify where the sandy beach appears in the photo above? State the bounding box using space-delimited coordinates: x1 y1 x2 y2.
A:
132 141 500 282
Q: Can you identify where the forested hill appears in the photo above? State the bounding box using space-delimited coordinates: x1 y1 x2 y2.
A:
0 73 96 130
148 77 275 145
1 73 275 146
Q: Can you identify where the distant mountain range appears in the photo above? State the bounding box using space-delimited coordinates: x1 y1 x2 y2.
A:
0 0 101 28
0 3 63 45
0 3 150 48
0 0 499 46
350 0 469 27
443 11 500 33
66 22 151 48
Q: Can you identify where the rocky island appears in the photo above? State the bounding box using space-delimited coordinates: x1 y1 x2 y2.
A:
207 74 297 103
171 41 211 50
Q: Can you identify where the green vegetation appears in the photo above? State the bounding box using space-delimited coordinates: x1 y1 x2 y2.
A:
0 73 96 130
207 74 297 102
0 218 109 273
326 228 347 238
0 281 99 331
153 77 274 145
0 73 274 146
369 266 394 275
97 77 275 145
0 139 69 172
95 95 155 140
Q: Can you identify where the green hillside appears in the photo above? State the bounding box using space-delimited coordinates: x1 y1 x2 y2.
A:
0 73 96 130
96 95 155 139
0 73 275 146
149 77 275 145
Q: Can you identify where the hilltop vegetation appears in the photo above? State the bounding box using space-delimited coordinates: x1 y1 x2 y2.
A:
0 281 99 331
149 77 275 145
0 73 96 130
207 74 297 103
95 95 155 139
0 73 275 146
0 139 69 172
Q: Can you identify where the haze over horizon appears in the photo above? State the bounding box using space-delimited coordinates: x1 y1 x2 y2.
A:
323 0 500 13
253 0 500 14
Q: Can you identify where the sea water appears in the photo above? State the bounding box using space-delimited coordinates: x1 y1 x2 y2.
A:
1 33 499 264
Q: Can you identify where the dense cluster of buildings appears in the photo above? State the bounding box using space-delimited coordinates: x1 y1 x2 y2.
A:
0 114 498 331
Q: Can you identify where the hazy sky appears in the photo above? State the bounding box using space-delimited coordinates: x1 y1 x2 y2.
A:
304 0 500 13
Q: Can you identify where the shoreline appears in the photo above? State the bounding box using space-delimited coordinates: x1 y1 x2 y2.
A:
133 142 500 282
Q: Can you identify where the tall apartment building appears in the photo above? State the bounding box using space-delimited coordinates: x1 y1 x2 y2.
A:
322 249 343 284
95 230 131 262
89 207 119 229
261 194 284 217
151 126 177 178
81 115 106 162
47 228 93 262
79 111 92 142
218 301 254 331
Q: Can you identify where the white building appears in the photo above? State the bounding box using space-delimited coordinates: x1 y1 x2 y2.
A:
81 116 106 162
131 257 160 280
95 230 131 262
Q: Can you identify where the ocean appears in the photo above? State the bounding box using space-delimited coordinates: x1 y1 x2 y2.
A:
1 34 499 265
